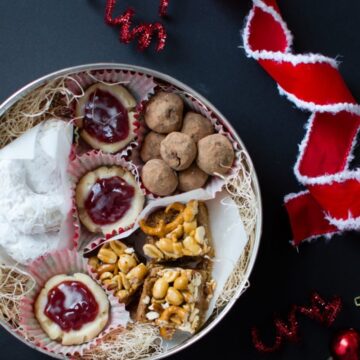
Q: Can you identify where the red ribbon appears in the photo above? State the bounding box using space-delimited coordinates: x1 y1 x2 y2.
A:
243 0 360 245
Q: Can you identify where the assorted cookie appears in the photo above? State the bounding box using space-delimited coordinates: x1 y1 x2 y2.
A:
75 83 137 153
75 166 145 235
136 267 212 340
88 240 148 304
85 199 214 340
141 200 212 261
35 273 109 346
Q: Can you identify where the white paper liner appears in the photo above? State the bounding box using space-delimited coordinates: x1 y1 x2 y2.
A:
19 249 130 356
130 85 242 199
66 70 156 158
68 150 146 248
83 189 247 350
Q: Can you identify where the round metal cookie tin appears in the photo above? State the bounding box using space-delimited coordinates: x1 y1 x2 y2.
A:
0 63 262 360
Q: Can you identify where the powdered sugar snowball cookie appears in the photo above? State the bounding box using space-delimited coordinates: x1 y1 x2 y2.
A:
35 273 109 346
75 166 145 235
0 119 73 264
75 83 137 153
141 159 178 196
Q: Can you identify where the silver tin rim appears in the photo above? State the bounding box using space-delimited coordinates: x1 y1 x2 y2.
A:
0 63 263 359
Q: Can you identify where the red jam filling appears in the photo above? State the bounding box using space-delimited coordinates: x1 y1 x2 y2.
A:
85 176 135 225
83 89 130 143
44 281 99 332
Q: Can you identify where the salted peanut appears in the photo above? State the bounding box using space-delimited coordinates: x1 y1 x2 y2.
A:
156 238 175 253
174 275 188 290
111 275 123 290
127 263 148 284
109 240 128 256
143 244 164 259
103 276 119 290
183 236 202 255
181 290 193 303
116 289 129 302
118 254 137 274
88 257 99 269
183 220 197 235
183 200 198 222
162 270 180 283
153 278 169 299
99 272 113 281
97 248 118 264
158 306 187 323
102 279 115 290
119 272 130 290
166 225 183 240
194 226 206 244
97 264 116 275
172 242 184 256
166 287 184 306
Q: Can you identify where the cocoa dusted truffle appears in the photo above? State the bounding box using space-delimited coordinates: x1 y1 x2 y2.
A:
145 92 184 134
178 163 209 192
181 112 214 143
197 134 235 175
160 132 197 171
141 159 178 196
140 131 166 163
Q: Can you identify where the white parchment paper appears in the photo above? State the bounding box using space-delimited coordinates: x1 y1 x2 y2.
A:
112 189 248 349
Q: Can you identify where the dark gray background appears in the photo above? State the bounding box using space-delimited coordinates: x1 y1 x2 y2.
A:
1 1 360 359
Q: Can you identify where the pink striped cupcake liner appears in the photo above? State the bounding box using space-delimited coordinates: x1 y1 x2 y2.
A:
131 85 242 199
19 249 130 357
65 69 156 158
68 150 147 247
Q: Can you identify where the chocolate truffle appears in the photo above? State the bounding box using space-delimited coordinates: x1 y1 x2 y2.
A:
181 112 214 143
160 132 197 171
197 134 235 175
178 163 209 192
140 131 166 163
145 92 184 134
141 159 178 196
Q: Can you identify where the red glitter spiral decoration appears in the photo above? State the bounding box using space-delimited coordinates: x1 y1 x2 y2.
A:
252 293 342 353
105 0 167 51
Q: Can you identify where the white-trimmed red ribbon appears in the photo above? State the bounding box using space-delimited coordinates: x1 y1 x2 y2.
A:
243 0 360 245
